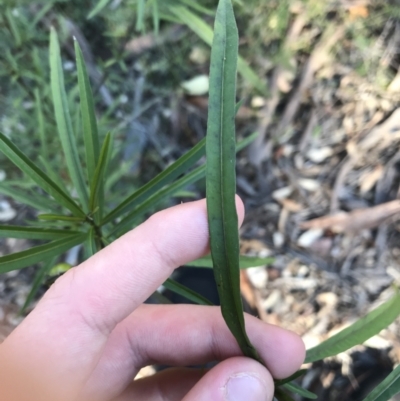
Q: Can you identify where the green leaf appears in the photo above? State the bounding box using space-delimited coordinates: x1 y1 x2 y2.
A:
206 0 261 363
151 0 160 34
0 234 87 274
306 291 400 363
0 182 59 213
282 382 317 400
109 164 205 238
108 133 259 239
38 214 86 222
0 133 85 217
20 257 57 314
363 364 400 401
169 6 267 94
34 88 48 161
151 290 172 304
179 0 214 15
38 155 69 195
50 28 89 211
103 129 258 229
235 99 245 116
186 254 274 269
84 227 98 258
6 8 22 47
163 278 214 305
87 0 112 19
275 388 296 401
136 0 145 31
74 38 100 185
275 370 308 386
89 132 111 216
236 131 258 152
102 137 206 225
0 226 82 240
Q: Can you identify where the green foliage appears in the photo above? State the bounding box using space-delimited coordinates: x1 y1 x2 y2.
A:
87 0 266 93
205 0 262 363
0 25 262 317
363 364 400 401
186 254 274 269
305 292 400 363
1 3 400 401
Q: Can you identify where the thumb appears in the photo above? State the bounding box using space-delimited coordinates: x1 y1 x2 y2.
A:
183 357 274 401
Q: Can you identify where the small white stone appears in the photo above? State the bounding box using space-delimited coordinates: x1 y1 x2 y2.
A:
273 232 284 248
181 75 209 96
297 229 324 248
189 47 209 64
0 201 16 222
246 267 268 289
272 186 293 201
251 96 266 108
307 147 334 163
119 94 129 104
63 61 75 71
298 178 320 192
297 265 310 278
262 289 281 311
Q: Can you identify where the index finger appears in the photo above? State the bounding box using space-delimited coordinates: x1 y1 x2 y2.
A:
42 196 245 335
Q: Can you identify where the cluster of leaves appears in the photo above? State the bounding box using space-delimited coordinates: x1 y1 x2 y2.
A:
88 0 266 93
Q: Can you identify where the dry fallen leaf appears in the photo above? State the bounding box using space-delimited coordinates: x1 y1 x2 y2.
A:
348 5 369 20
359 164 384 194
278 198 303 213
359 108 400 152
300 200 400 233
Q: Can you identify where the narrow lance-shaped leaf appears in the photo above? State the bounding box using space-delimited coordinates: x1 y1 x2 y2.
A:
103 131 257 225
75 38 100 184
38 155 69 195
306 291 400 363
89 132 111 214
6 8 22 47
136 0 145 31
34 88 48 160
0 182 59 213
0 233 87 274
102 137 206 225
275 370 308 387
87 0 112 19
169 5 267 94
20 257 57 314
163 278 214 306
186 254 274 269
0 226 83 240
282 382 317 400
0 133 85 217
275 388 296 401
362 364 400 401
206 0 261 362
84 227 98 258
50 28 89 212
38 214 86 222
109 164 205 238
152 0 160 34
179 0 214 15
109 132 259 239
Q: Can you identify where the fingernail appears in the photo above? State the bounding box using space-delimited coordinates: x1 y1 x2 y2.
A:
225 373 267 401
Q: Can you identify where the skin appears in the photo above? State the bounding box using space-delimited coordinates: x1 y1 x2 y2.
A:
0 197 305 401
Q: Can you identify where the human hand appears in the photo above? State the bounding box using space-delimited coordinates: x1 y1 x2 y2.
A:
0 198 305 401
